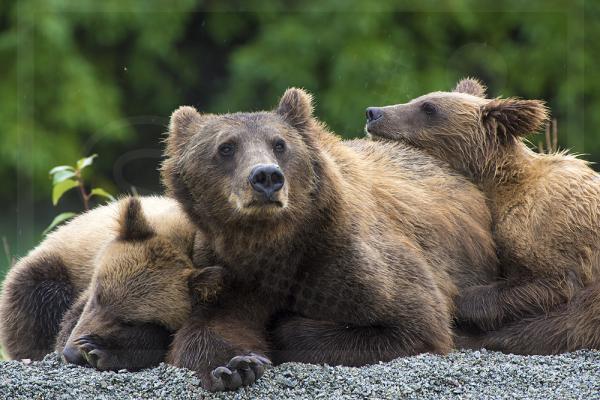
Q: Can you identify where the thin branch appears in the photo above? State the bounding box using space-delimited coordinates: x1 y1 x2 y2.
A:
75 171 90 211
552 118 558 152
544 122 552 154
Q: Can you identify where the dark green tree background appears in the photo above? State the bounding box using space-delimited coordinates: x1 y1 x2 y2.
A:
0 0 596 277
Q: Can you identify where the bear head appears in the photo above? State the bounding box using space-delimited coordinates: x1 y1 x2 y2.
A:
160 88 323 233
365 78 548 179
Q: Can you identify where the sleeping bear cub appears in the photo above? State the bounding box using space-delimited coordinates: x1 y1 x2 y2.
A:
57 197 224 371
0 196 223 371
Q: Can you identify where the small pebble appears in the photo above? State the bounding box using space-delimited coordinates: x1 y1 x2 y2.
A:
0 350 598 399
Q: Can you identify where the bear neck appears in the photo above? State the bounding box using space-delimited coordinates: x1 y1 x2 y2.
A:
475 141 537 189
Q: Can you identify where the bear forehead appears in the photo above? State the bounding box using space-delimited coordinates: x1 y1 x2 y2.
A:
93 264 189 306
411 91 486 106
208 111 280 127
202 112 292 137
96 241 188 279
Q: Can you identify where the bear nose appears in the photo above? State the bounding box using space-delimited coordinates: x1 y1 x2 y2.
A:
62 345 87 366
248 164 285 200
366 107 383 123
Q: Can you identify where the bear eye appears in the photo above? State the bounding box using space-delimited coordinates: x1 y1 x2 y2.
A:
274 140 286 154
218 143 235 157
421 102 437 116
119 319 137 328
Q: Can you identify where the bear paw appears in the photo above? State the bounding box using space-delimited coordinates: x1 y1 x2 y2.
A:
73 336 108 369
205 353 271 392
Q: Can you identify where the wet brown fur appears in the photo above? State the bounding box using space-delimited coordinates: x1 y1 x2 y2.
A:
367 78 600 353
162 88 497 389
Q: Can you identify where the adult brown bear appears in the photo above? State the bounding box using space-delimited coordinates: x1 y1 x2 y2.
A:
365 78 600 354
162 88 497 391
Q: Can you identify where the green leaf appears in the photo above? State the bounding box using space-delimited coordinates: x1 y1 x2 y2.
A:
52 170 77 185
42 212 77 235
90 187 115 202
49 165 75 175
52 179 79 205
76 154 98 171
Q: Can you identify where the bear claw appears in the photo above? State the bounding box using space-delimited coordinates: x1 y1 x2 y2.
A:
72 336 105 368
212 366 232 379
207 353 271 391
86 349 103 368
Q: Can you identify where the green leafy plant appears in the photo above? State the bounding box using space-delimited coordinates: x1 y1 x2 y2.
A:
43 154 115 235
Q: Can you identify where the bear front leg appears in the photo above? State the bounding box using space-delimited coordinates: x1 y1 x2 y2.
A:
166 309 271 392
455 308 572 355
269 314 452 366
463 281 600 355
455 273 582 331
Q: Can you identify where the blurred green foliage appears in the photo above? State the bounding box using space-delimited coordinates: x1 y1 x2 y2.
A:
0 0 597 277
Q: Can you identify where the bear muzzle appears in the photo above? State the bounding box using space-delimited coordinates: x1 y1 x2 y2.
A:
364 107 387 138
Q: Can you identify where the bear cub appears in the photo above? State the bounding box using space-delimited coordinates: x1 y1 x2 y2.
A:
366 78 600 354
0 196 204 362
57 197 225 371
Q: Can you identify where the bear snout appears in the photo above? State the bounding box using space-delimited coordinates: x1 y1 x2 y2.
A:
366 107 384 123
248 164 285 200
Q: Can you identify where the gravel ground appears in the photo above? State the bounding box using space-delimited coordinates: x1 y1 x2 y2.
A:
0 350 598 400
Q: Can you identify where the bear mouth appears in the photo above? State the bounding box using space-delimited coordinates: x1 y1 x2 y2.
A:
245 199 285 209
229 192 287 213
239 198 285 214
238 199 287 217
364 124 388 140
364 124 410 144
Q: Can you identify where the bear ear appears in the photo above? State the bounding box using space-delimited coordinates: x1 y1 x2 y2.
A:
482 98 548 139
454 78 487 98
276 87 314 130
117 197 155 241
169 106 202 134
166 106 205 152
188 266 224 303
